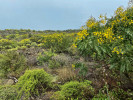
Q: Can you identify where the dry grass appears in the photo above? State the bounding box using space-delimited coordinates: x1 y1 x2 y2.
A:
56 67 77 83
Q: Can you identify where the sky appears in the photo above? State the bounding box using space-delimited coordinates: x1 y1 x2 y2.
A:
0 0 128 30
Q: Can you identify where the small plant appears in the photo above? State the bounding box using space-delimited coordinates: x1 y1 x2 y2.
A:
16 69 53 100
73 62 88 77
51 80 94 100
48 59 61 69
37 50 55 65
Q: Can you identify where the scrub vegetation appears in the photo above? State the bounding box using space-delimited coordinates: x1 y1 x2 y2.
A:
0 5 133 100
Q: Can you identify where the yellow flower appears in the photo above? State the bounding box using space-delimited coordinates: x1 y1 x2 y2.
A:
72 44 77 48
100 19 106 24
112 47 123 55
76 29 88 41
72 64 75 68
115 6 124 15
129 20 133 25
72 64 76 70
86 17 97 28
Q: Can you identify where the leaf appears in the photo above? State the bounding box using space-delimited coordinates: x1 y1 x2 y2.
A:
110 63 117 69
95 46 101 56
120 64 126 73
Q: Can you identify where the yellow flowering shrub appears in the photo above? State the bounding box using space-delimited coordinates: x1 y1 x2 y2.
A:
86 17 98 28
75 6 133 73
35 33 76 52
112 47 123 55
76 29 88 40
19 38 31 47
0 39 16 49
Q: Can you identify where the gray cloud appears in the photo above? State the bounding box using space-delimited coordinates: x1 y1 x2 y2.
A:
0 0 128 30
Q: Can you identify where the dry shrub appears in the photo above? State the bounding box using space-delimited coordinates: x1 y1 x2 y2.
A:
56 67 77 83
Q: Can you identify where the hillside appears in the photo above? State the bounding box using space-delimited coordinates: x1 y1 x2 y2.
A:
0 6 133 100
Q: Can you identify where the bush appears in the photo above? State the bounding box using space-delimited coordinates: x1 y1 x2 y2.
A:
39 33 75 52
0 39 17 49
92 85 133 100
0 51 27 77
31 42 37 47
67 45 79 56
51 80 94 100
0 85 16 100
16 69 53 100
73 62 88 77
75 6 133 73
56 67 77 83
48 59 62 69
6 34 16 39
37 50 55 65
19 39 31 47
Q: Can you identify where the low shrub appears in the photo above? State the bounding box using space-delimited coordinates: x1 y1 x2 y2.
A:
0 39 17 50
0 51 27 77
31 42 37 47
48 59 62 69
92 85 133 100
39 33 75 53
16 69 53 100
37 50 55 65
56 67 77 83
19 39 31 47
51 80 94 100
67 45 79 56
6 34 16 39
0 85 16 100
72 62 88 77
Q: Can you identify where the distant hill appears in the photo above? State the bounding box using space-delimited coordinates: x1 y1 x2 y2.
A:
0 29 81 35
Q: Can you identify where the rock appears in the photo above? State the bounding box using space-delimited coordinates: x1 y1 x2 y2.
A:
6 79 14 85
27 56 37 66
51 76 58 83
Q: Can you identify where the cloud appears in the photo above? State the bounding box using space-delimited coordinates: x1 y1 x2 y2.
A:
0 0 128 30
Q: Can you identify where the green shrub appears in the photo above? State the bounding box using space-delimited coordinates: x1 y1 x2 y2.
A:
51 34 74 53
92 85 133 100
16 69 53 100
30 34 43 43
6 34 16 39
40 33 75 53
19 39 31 47
74 62 88 77
37 50 55 65
51 80 94 100
31 42 37 47
67 45 79 56
0 85 16 100
48 59 62 69
0 39 17 49
0 51 27 77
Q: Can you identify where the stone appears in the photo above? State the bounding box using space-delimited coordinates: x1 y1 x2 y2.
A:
6 79 14 85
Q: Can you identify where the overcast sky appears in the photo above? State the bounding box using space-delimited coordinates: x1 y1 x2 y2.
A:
0 0 128 30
